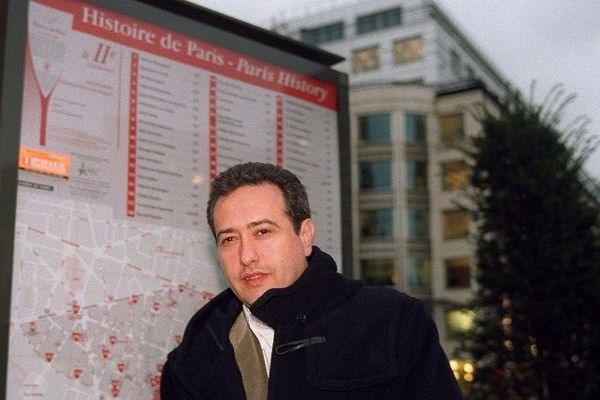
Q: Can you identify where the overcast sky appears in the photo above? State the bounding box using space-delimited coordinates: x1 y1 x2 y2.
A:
188 0 600 179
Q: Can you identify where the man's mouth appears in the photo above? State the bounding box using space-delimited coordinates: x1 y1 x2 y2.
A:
242 272 268 286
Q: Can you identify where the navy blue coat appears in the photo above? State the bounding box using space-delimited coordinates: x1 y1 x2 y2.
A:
160 246 463 399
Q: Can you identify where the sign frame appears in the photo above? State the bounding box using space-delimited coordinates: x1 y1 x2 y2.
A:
0 0 350 397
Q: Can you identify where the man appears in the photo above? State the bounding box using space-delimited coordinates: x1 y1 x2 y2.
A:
161 162 463 399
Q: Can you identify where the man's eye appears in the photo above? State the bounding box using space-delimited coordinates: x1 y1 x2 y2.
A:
220 236 235 245
257 229 270 236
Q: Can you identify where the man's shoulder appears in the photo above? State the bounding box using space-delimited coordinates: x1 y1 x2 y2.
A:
352 284 421 308
162 289 244 397
189 287 239 320
178 288 241 343
194 287 239 316
340 284 431 326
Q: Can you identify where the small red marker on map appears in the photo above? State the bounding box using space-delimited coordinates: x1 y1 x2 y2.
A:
45 352 54 362
109 335 117 345
73 368 82 379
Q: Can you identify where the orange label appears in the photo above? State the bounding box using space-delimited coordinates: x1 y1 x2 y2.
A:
19 146 70 178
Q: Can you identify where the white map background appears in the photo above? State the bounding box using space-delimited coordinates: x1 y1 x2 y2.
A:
7 191 224 399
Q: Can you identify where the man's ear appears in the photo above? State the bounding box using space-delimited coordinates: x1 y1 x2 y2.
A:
299 218 315 256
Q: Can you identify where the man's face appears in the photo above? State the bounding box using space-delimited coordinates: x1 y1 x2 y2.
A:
213 183 314 306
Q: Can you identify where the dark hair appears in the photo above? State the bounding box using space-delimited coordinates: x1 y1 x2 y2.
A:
206 162 311 237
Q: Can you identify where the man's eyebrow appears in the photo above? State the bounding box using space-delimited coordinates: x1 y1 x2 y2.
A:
247 219 280 229
215 219 280 239
216 227 235 239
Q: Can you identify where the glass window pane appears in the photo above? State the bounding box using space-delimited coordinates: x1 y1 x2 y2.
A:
405 113 426 143
407 256 431 289
445 256 470 288
359 113 391 144
406 208 429 241
405 160 427 191
442 160 467 190
394 36 423 64
361 258 395 286
446 308 475 338
360 208 393 239
440 113 464 143
300 21 344 45
443 210 470 240
357 7 402 35
352 46 380 73
300 30 318 45
360 160 391 191
390 8 402 25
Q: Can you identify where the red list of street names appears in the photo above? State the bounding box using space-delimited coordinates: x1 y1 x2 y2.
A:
22 0 341 240
127 53 139 217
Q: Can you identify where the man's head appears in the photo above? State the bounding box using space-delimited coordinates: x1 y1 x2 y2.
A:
206 162 311 237
207 162 315 306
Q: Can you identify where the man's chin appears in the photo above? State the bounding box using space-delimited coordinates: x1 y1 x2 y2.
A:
237 288 269 307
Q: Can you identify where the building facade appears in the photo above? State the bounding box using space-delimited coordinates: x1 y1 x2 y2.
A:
273 0 506 92
273 0 508 391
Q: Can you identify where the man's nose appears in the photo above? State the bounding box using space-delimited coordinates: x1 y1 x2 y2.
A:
239 238 258 266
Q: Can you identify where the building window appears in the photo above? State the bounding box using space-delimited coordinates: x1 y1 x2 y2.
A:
361 258 395 286
442 160 468 191
406 208 429 241
405 113 426 143
394 36 423 64
405 159 428 191
442 210 470 240
359 113 391 144
439 113 464 143
360 208 393 239
445 256 471 288
446 308 475 338
356 7 402 35
300 21 344 45
360 160 391 191
407 256 430 289
352 46 380 74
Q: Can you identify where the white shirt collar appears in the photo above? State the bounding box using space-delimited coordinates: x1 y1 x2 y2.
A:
242 304 275 375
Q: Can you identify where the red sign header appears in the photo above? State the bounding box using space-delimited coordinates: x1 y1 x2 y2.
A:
33 0 337 110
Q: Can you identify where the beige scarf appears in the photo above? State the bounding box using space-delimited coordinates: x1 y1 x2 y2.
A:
229 312 269 400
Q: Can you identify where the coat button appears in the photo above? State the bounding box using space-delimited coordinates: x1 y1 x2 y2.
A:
296 313 307 323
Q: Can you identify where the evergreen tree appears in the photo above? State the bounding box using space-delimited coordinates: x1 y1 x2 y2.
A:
463 86 600 400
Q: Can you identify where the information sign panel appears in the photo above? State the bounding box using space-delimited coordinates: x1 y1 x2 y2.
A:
0 1 348 398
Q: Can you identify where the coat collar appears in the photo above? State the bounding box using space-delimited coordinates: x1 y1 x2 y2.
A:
249 246 362 329
167 247 362 397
